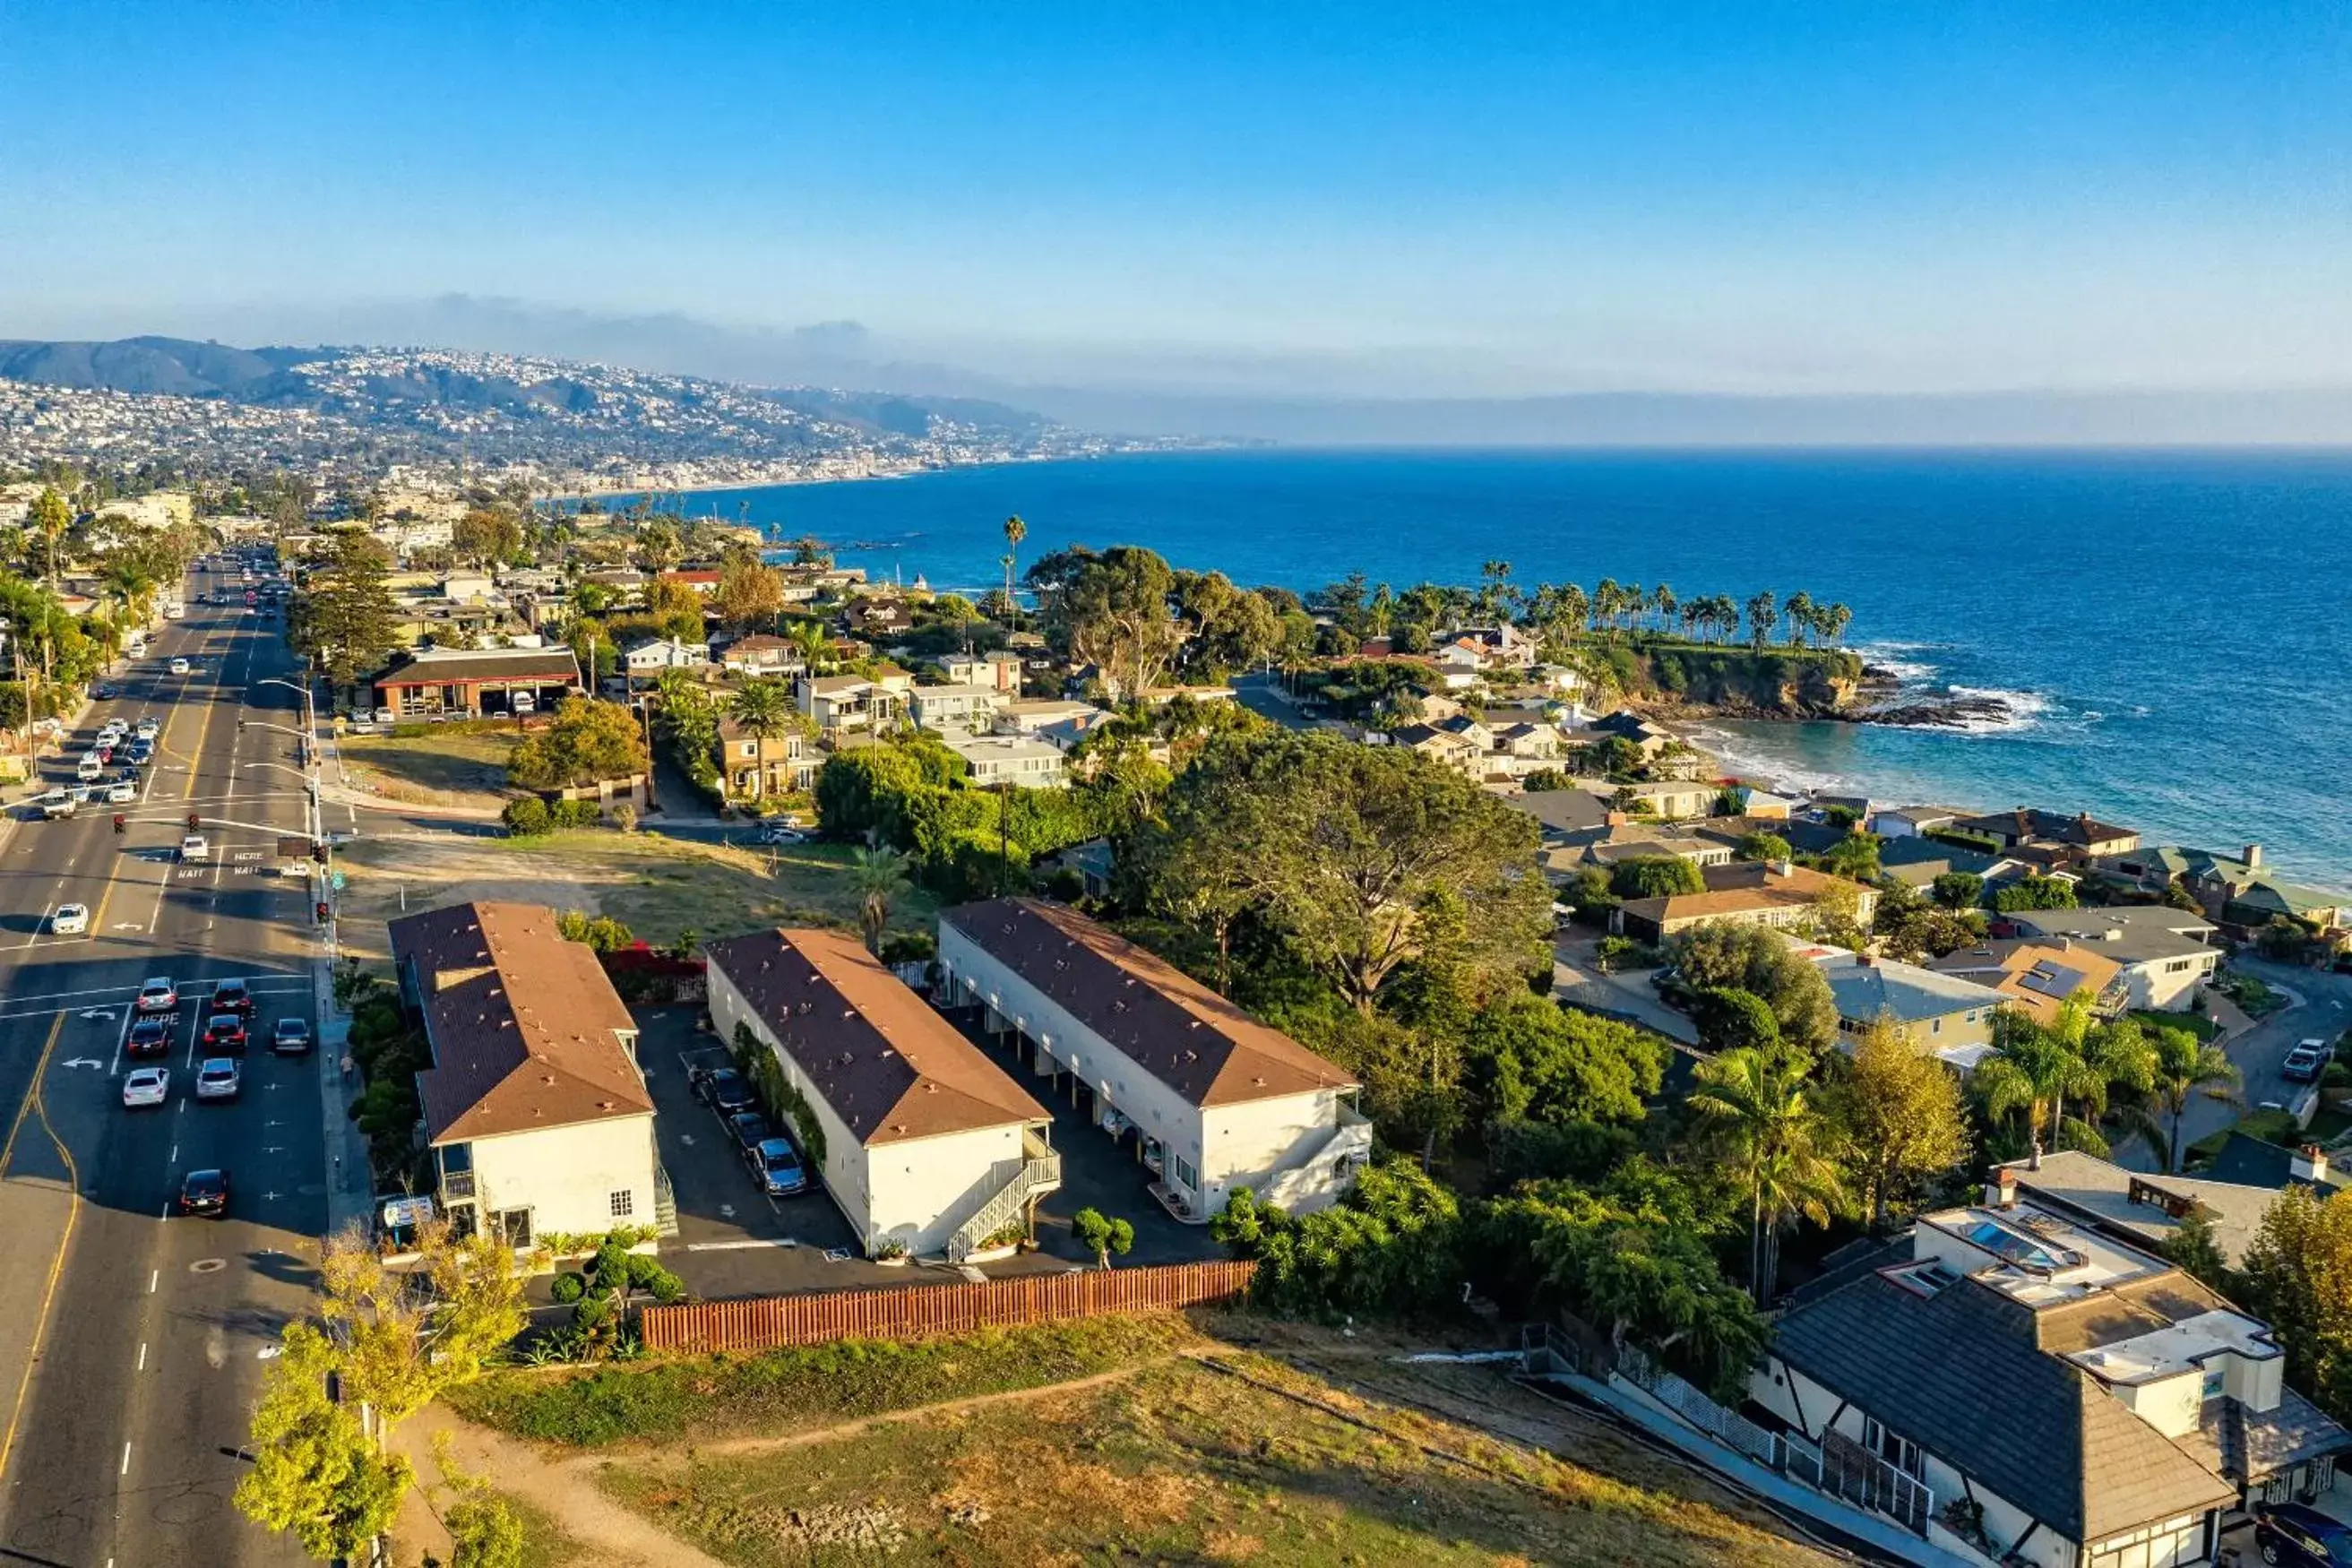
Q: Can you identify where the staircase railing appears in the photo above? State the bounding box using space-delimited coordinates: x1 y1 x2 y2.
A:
945 1149 1063 1263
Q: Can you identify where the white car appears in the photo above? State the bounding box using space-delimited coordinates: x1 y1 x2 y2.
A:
122 1067 170 1109
179 834 210 863
169 658 191 676
104 780 136 804
194 1057 241 1101
372 707 397 725
49 903 89 935
757 823 807 845
135 718 159 740
510 693 536 716
75 756 103 782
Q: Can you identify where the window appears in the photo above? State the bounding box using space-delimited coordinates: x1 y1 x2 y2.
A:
1169 1152 1200 1193
1862 1416 1924 1479
495 1208 533 1249
609 1190 634 1219
2200 1364 2226 1401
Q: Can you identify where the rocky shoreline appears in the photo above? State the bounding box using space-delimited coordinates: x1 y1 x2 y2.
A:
1632 663 2014 730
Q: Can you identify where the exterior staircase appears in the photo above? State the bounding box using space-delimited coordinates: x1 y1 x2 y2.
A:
945 1132 1062 1263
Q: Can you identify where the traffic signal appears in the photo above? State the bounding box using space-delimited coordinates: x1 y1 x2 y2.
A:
185 813 200 831
315 901 330 922
311 842 328 865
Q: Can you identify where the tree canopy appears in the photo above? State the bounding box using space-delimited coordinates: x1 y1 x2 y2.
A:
506 696 650 789
1670 924 1839 1057
289 530 400 685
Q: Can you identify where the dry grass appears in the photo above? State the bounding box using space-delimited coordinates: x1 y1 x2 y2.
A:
340 724 524 809
333 825 936 963
586 1349 1833 1567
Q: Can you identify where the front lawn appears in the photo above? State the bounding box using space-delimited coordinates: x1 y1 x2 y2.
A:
2185 1107 2302 1169
2134 1010 2220 1042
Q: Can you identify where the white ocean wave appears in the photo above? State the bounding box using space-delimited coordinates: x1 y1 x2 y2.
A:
1942 685 2053 734
1855 642 1943 684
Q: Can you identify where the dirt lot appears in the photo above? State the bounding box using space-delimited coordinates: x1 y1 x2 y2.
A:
339 723 525 811
332 826 936 965
421 1315 1832 1568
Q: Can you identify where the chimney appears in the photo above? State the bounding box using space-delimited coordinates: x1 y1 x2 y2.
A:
1856 952 1874 967
1986 1167 2019 1209
2244 843 2265 870
2294 1145 2328 1184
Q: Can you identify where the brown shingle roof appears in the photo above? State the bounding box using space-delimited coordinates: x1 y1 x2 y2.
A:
390 901 651 1144
941 899 1357 1107
707 928 1047 1145
375 648 581 686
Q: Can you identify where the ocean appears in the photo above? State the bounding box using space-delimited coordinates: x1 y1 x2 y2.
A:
612 448 2352 890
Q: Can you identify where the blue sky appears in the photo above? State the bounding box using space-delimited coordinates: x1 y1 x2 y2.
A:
2 4 2348 401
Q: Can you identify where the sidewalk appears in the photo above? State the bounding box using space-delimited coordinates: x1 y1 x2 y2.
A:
314 955 373 1237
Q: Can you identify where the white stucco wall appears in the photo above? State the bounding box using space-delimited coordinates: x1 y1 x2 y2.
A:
708 959 1037 1256
2127 951 2217 1012
939 923 1356 1216
456 1113 659 1241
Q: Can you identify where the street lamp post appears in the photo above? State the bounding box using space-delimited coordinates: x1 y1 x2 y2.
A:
254 674 329 932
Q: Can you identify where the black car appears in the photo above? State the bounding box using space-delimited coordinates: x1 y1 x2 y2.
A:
177 1168 229 1218
210 978 254 1016
691 1064 757 1116
271 1017 314 1055
726 1111 771 1156
2256 1502 2352 1566
202 1013 248 1054
125 1017 171 1058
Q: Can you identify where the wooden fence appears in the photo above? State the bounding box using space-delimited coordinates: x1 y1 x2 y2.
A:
641 1260 1257 1353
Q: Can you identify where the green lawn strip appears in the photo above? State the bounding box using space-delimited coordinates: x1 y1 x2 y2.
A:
2133 1009 2219 1042
448 1315 1190 1448
588 1353 1816 1568
2185 1107 2303 1167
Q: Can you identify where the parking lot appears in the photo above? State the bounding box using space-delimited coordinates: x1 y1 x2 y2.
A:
633 1001 1218 1303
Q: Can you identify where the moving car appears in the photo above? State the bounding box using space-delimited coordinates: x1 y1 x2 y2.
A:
271 1017 314 1055
75 756 102 782
756 822 806 845
135 717 159 740
169 657 190 676
123 1066 170 1109
125 1018 171 1057
49 903 88 935
134 976 178 1015
37 790 76 820
2285 1040 2330 1083
688 1064 757 1116
179 833 209 862
202 1012 248 1053
176 1168 228 1217
211 978 254 1015
745 1137 810 1196
2254 1501 2352 1565
103 780 136 804
195 1057 241 1101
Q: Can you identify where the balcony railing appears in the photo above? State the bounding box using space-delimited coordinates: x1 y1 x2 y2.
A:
440 1169 477 1201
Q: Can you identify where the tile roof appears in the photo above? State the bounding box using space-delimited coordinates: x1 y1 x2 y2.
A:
390 901 651 1144
1771 1270 2236 1541
1927 940 2124 1026
706 927 1047 1145
1955 807 2138 849
2184 1386 2349 1483
1616 862 1858 925
942 899 1356 1107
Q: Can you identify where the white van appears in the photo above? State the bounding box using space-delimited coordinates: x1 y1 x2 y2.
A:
161 601 184 621
511 692 537 716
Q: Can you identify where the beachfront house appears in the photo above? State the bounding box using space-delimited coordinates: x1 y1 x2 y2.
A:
936 899 1371 1223
2094 844 2348 934
389 900 660 1248
705 927 1060 1261
1751 1177 2348 1564
1951 808 2142 863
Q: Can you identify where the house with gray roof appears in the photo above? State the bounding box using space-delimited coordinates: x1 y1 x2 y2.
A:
1812 951 2007 1069
1751 1177 2349 1565
2000 906 2222 1011
2093 843 2348 933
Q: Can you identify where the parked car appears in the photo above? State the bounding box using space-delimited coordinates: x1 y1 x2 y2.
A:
122 1066 170 1109
135 718 159 740
757 822 807 845
725 1111 772 1156
270 1017 313 1056
202 1013 248 1053
689 1064 757 1116
372 707 396 725
195 1057 241 1101
2255 1501 2352 1566
511 692 536 715
745 1137 810 1196
211 978 254 1015
177 1168 228 1217
134 977 178 1015
49 903 89 935
126 1018 171 1057
2285 1041 2329 1083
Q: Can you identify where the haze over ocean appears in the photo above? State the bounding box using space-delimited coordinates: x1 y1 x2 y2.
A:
622 448 2352 889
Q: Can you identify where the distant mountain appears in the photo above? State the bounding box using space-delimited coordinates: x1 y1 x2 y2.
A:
0 337 1133 482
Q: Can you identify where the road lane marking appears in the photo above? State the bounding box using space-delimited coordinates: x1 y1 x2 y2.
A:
149 1270 158 1293
0 1012 80 1485
136 1342 146 1372
119 1440 130 1476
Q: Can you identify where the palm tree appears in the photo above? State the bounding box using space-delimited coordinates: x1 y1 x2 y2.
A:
1972 995 2152 1161
1651 583 1676 638
1688 1047 1843 1304
1819 601 1852 645
1590 578 1618 633
1745 590 1777 650
785 620 830 675
2128 1027 2240 1173
849 846 910 954
1001 514 1027 633
1782 590 1815 647
727 676 793 740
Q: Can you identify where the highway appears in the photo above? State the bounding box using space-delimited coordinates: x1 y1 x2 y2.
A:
0 560 327 1568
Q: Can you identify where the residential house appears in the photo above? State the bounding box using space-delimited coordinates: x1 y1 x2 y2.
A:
1952 807 2142 863
1873 804 1969 840
909 682 1008 732
717 633 804 676
992 698 1107 737
2095 844 2348 933
1609 861 1877 943
1752 1184 2345 1565
1813 951 2007 1067
1874 835 2004 892
1452 622 1539 669
1576 777 1718 822
389 901 659 1248
1998 907 2222 1011
942 732 1067 789
718 718 814 798
1503 788 1617 843
2203 1133 2350 1200
623 637 711 676
796 671 908 735
658 567 724 599
844 597 914 639
940 650 1025 694
1585 710 1681 762
936 899 1371 1222
705 927 1059 1261
373 646 582 718
1928 940 2129 1028
1430 642 1484 690
1732 785 1800 820
1998 1150 2284 1270
1389 722 1484 777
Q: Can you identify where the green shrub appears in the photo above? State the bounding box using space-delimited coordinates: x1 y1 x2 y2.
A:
549 1271 586 1305
549 798 601 830
500 797 550 836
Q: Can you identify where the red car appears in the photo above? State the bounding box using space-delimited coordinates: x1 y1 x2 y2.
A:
202 1013 248 1054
